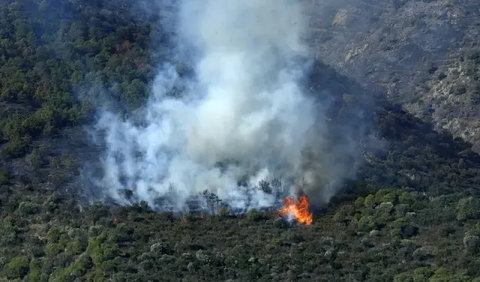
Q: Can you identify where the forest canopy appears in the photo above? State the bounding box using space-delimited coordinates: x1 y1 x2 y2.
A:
1 0 480 281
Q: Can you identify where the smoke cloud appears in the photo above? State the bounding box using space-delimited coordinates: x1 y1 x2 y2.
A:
91 0 362 212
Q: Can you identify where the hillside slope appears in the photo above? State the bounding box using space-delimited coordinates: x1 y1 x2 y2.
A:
1 1 480 281
2 187 480 281
307 0 480 153
0 0 479 209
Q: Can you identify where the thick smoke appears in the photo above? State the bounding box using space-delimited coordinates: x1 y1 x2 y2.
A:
92 0 360 212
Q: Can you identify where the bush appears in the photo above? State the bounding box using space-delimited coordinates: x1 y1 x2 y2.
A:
412 267 433 282
0 170 9 185
380 192 399 205
457 197 480 221
398 192 425 209
66 241 85 256
28 145 46 168
4 256 29 279
428 268 454 282
26 269 46 282
52 255 93 281
218 207 230 217
391 218 418 238
334 205 353 223
47 227 61 243
393 272 413 282
395 204 409 218
246 209 264 222
412 247 432 261
375 188 394 202
45 243 63 257
358 216 377 232
438 223 457 237
354 196 365 209
333 209 347 223
18 201 39 216
463 234 480 255
374 202 395 227
364 195 376 209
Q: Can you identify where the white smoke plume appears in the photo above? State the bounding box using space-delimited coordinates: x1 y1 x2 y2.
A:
92 0 358 212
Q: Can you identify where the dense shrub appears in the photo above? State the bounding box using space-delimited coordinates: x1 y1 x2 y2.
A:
4 256 29 279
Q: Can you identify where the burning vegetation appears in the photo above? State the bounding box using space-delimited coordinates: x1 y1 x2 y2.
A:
277 194 313 226
176 185 313 225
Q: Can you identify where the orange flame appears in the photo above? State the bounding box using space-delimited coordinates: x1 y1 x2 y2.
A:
113 216 118 223
277 195 313 225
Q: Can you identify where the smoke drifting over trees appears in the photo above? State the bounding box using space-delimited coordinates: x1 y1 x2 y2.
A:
91 0 368 212
4 0 480 280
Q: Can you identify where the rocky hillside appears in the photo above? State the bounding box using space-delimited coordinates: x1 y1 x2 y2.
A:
307 0 480 153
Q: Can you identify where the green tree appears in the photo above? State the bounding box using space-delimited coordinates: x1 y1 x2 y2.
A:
4 256 29 279
364 194 376 209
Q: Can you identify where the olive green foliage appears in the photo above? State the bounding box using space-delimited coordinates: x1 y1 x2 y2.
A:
0 0 161 157
4 256 29 279
457 197 480 221
1 0 480 281
0 187 479 281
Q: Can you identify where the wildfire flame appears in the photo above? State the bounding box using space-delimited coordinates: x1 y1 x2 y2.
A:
277 194 313 225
